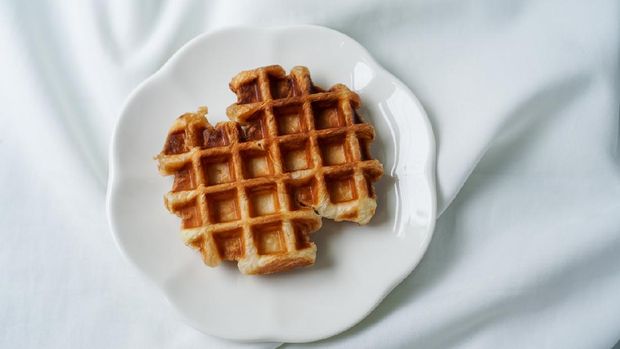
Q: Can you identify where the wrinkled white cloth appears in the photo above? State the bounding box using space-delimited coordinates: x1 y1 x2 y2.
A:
1 1 618 348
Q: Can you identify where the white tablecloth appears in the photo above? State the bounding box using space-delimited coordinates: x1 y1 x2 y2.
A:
1 1 619 348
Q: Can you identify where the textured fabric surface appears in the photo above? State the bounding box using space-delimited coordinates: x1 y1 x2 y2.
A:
1 1 618 348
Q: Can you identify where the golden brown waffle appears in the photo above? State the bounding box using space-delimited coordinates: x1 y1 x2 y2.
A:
227 65 383 223
156 65 383 274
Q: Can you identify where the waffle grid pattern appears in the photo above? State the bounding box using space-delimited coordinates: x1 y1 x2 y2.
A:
157 65 383 274
227 65 383 223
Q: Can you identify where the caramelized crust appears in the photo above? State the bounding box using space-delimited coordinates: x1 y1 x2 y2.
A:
227 65 382 224
156 66 383 275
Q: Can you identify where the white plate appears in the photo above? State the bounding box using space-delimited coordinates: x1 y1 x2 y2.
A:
107 25 436 343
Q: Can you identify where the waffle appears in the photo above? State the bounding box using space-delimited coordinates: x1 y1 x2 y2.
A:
156 65 383 274
227 65 383 223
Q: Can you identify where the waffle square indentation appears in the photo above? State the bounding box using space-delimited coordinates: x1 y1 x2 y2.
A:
240 149 273 179
286 178 318 211
247 184 280 217
236 79 261 104
202 127 229 148
202 155 235 185
280 139 312 172
292 221 313 250
252 222 286 255
325 171 358 203
164 131 186 155
269 76 299 99
213 229 245 260
318 134 350 166
240 112 267 142
313 101 344 130
206 189 240 223
274 104 305 135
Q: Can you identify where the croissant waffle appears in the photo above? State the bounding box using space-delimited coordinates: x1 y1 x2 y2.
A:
156 65 383 274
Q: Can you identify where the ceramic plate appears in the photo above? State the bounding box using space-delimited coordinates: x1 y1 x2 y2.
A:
107 25 436 343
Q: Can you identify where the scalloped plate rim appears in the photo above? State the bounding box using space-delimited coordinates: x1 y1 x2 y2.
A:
106 24 436 343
